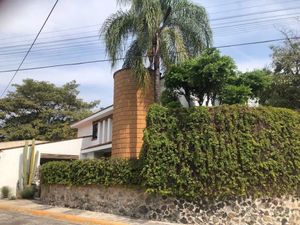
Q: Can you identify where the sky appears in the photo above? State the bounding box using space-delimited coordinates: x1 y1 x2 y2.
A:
0 0 299 107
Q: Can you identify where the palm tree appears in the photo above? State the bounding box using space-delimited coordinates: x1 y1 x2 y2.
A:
101 0 212 102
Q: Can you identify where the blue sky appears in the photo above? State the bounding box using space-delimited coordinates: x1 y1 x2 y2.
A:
0 0 299 107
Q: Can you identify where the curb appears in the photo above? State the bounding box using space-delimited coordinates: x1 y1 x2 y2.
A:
0 202 128 225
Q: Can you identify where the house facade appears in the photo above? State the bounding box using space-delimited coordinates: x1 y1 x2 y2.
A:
71 69 155 159
71 105 113 159
71 69 259 160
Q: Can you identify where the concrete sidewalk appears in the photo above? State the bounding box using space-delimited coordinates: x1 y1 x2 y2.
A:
0 199 180 225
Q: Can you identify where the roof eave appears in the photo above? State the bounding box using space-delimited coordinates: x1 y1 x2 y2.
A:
71 105 114 128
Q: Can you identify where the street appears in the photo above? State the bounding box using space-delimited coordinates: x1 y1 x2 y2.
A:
0 210 78 225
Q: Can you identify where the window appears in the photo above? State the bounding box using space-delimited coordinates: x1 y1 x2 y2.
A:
92 123 98 139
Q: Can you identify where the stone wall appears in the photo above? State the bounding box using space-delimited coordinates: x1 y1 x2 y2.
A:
41 185 300 225
112 69 154 159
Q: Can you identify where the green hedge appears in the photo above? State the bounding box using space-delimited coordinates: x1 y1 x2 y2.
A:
41 159 141 186
41 105 300 200
140 105 300 200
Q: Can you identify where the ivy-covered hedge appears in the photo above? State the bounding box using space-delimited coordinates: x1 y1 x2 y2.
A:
140 105 300 200
41 159 141 186
41 105 300 200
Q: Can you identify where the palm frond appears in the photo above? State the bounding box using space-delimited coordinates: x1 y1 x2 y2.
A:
141 0 163 38
101 10 136 67
102 0 213 91
161 27 188 68
123 37 151 88
168 0 213 55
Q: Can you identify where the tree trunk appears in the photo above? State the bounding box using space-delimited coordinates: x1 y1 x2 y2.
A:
154 65 161 103
185 90 192 107
212 93 217 106
206 93 210 106
153 33 161 103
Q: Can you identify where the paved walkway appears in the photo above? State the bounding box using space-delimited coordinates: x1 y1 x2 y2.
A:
0 199 180 225
0 210 79 225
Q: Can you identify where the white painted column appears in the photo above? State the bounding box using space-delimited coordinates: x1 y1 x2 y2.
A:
107 118 112 143
102 120 106 144
97 122 101 142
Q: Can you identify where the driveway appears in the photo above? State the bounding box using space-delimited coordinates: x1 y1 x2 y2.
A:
0 210 78 225
0 200 179 225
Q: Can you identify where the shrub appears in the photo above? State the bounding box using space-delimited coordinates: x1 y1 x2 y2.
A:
1 186 10 198
41 159 141 186
41 105 300 201
9 196 16 200
140 104 300 200
20 186 35 199
41 161 70 185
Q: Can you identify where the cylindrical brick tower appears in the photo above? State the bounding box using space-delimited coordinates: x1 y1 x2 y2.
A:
112 69 154 159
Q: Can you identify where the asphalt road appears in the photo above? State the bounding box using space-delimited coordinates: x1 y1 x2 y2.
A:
0 210 78 225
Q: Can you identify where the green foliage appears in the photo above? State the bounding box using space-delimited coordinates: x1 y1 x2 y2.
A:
101 0 212 91
41 161 71 185
165 49 236 106
41 159 141 186
259 31 300 110
20 186 35 199
0 79 99 141
160 90 182 108
41 105 300 201
140 104 300 200
165 51 273 107
220 85 252 105
261 75 300 109
1 186 10 198
237 70 272 99
271 31 300 76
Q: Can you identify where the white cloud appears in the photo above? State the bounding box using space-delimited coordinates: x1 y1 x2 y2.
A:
237 59 270 72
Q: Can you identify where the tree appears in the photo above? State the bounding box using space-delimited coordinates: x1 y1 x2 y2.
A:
219 85 252 105
160 89 182 108
0 79 99 141
260 30 300 109
165 49 236 106
260 75 300 109
101 0 212 102
271 30 300 76
237 70 272 99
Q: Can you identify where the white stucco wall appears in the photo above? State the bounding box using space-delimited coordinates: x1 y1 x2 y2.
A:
77 123 92 138
0 148 21 197
35 139 83 165
0 139 82 196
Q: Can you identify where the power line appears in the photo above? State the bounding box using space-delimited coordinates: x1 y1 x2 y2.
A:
0 5 298 48
0 13 298 56
0 59 114 73
209 0 299 15
0 1 279 43
211 6 300 21
0 36 299 74
0 40 104 56
216 36 300 48
0 35 99 50
0 24 100 42
0 0 60 97
0 9 298 52
213 14 300 28
205 0 261 10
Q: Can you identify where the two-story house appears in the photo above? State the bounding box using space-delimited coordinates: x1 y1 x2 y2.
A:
71 105 113 159
71 69 154 160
